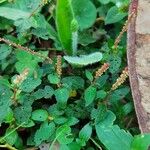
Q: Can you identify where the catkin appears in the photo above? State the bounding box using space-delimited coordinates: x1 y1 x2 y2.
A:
56 55 62 77
114 10 137 49
111 67 128 91
95 63 110 79
13 69 29 85
0 37 52 63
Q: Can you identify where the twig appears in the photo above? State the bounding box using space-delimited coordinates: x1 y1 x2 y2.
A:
0 37 52 64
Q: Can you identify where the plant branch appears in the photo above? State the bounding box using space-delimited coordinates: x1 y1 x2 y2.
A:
0 37 52 64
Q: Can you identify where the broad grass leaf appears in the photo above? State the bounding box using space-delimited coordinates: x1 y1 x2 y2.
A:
56 0 73 55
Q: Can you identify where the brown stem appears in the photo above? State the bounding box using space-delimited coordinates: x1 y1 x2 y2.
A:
0 37 52 64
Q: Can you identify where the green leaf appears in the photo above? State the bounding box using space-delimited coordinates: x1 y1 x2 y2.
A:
0 77 11 88
31 109 48 121
20 77 41 92
85 70 93 82
60 145 70 150
4 128 18 145
44 86 54 99
91 105 116 125
96 124 133 150
108 54 121 73
49 125 73 150
0 44 12 60
33 86 54 100
55 88 70 108
15 51 39 75
105 6 127 24
78 30 96 46
0 0 7 3
9 0 41 12
14 136 23 149
56 125 73 144
0 7 30 20
32 14 58 41
84 86 96 106
14 105 32 124
48 73 60 84
79 123 92 142
54 117 68 125
21 120 35 128
64 52 103 66
0 85 13 123
98 0 111 4
0 84 13 100
95 75 109 89
72 0 96 30
14 17 37 32
131 134 150 150
98 111 116 126
62 76 84 90
68 142 81 150
109 87 130 103
4 108 14 123
0 104 12 124
65 117 79 126
96 90 107 100
34 121 55 146
121 102 133 116
33 89 44 100
56 0 74 55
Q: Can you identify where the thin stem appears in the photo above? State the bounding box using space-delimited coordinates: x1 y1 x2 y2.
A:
0 122 25 143
0 144 17 150
90 137 102 150
0 37 52 64
126 117 134 129
36 48 61 51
